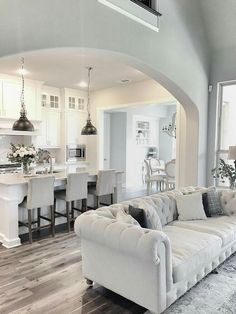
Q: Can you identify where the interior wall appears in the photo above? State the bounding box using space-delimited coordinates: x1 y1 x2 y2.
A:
207 46 236 185
0 0 210 186
110 112 127 182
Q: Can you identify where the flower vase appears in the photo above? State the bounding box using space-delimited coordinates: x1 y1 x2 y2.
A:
22 162 30 175
230 180 236 191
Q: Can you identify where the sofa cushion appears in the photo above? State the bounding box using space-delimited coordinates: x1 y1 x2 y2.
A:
163 225 222 283
176 192 207 221
116 210 140 226
128 205 146 228
172 216 236 247
207 186 224 216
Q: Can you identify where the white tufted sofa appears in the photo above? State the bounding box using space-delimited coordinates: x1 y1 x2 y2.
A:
75 187 236 314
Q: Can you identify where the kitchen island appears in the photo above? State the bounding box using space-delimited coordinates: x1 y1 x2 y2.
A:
0 170 123 248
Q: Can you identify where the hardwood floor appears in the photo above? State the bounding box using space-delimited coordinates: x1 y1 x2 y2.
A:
0 232 146 314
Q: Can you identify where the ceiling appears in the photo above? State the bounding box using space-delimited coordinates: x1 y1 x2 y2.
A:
199 0 236 51
0 49 149 91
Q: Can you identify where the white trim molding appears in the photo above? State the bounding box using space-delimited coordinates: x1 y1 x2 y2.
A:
98 0 160 32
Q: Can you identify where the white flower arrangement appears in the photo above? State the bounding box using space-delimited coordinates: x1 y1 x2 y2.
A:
7 143 38 166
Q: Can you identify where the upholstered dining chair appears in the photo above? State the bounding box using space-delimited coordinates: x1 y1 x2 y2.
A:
88 169 115 209
19 176 55 244
164 159 176 190
143 159 165 195
54 172 89 232
149 158 165 174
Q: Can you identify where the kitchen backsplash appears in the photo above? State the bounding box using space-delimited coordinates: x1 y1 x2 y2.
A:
0 136 31 163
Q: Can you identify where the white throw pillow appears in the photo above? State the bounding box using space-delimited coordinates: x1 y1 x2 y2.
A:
176 192 207 221
116 210 140 226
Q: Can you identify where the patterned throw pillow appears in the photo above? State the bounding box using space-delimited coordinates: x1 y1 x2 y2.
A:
207 187 223 216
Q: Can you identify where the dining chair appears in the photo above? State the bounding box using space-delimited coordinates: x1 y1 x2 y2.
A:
164 159 176 190
143 159 165 195
19 176 55 244
149 158 165 174
54 172 89 232
88 169 115 209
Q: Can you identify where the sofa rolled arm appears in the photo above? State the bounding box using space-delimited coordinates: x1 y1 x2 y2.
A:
75 212 173 291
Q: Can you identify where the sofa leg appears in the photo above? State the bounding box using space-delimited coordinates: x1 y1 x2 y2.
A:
86 278 94 286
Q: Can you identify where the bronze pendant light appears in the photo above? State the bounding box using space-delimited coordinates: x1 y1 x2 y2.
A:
12 58 34 132
81 67 97 135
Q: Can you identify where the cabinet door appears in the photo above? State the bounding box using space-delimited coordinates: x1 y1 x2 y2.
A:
66 111 80 145
2 81 37 119
66 111 87 145
47 110 61 147
35 108 47 147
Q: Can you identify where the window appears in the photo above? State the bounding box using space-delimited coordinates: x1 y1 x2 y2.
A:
78 97 85 111
216 82 236 186
50 95 59 108
68 97 76 109
41 94 47 107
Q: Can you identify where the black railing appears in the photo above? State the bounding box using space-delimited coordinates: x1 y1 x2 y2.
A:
130 0 162 16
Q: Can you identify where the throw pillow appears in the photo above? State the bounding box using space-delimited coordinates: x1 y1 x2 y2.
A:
116 210 140 226
137 199 163 231
207 186 223 216
202 192 211 217
176 192 207 221
128 205 146 228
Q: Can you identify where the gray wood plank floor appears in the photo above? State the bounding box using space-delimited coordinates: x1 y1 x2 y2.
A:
0 232 146 314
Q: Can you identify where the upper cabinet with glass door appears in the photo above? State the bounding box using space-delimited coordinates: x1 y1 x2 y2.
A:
68 96 86 111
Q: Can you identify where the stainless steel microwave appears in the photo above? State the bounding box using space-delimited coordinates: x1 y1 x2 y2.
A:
66 145 86 162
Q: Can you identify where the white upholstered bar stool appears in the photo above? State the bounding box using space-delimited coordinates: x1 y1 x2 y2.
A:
19 176 55 244
54 172 89 232
88 169 115 209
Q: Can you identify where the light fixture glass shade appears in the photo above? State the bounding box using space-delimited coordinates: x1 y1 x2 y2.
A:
228 146 236 160
12 58 34 132
81 119 97 135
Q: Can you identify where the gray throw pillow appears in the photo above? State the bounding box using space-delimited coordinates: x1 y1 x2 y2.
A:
207 186 223 216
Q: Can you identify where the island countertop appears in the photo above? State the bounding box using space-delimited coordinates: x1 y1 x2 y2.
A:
0 170 124 248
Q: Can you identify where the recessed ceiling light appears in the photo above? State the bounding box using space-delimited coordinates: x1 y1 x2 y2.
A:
78 81 88 88
120 79 130 83
17 68 29 75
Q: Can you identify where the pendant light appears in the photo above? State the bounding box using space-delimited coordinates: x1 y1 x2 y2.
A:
81 67 97 135
12 58 34 132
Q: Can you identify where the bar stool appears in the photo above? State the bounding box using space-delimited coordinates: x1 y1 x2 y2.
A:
88 169 115 209
54 172 89 232
19 176 55 244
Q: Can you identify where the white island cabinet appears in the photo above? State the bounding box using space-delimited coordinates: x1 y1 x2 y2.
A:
0 171 123 248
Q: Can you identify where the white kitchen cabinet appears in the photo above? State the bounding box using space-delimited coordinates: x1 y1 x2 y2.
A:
36 108 61 148
0 77 42 120
66 111 87 145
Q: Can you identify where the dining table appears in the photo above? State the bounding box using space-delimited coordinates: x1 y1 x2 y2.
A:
0 170 123 248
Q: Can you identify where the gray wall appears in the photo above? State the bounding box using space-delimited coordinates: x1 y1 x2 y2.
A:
159 105 176 162
0 0 210 185
207 46 236 185
110 112 127 180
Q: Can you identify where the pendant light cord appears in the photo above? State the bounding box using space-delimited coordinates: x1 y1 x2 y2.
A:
20 57 26 114
87 66 92 121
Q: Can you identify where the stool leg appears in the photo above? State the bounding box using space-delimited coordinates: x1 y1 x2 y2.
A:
66 201 71 232
37 207 41 231
111 193 113 205
28 209 33 244
97 196 100 208
71 201 74 221
51 204 55 237
83 199 87 212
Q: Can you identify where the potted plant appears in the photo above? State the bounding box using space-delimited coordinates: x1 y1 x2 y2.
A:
7 143 38 175
212 158 236 189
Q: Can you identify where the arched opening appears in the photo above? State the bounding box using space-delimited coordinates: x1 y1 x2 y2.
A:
0 47 199 188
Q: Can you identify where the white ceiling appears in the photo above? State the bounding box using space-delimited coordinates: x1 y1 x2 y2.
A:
0 49 149 91
199 0 236 51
